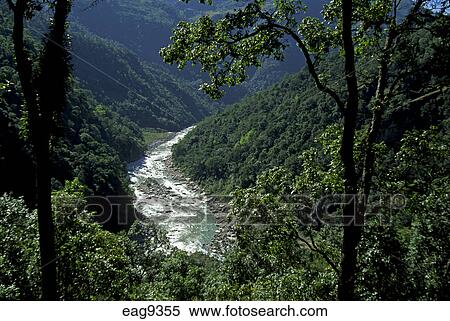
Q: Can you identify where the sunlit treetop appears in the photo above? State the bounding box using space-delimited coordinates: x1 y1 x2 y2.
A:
161 0 448 99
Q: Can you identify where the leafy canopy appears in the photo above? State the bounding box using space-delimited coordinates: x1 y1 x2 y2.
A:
161 0 448 98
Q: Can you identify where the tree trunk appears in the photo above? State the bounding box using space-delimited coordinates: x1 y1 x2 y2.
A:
337 0 426 300
35 0 72 299
9 0 58 300
9 0 72 300
34 130 57 300
338 0 361 301
361 32 393 198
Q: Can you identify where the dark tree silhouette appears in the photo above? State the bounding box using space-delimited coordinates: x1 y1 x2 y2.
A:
6 0 72 300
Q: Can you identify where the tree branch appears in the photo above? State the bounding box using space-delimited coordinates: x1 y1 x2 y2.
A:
9 0 37 117
407 86 448 104
250 2 348 115
226 25 273 44
361 0 430 200
361 28 396 200
271 22 346 114
385 69 412 101
296 231 340 275
399 0 426 31
6 0 16 11
226 6 346 114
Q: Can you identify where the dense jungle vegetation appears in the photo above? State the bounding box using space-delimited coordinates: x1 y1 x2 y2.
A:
0 0 449 301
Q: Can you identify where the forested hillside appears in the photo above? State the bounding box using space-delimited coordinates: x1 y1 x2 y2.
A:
70 25 214 130
174 68 340 191
8 2 217 132
167 2 449 301
1 0 449 304
173 24 450 192
0 4 143 209
72 0 327 100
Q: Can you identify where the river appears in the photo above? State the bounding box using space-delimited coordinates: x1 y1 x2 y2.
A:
128 127 225 254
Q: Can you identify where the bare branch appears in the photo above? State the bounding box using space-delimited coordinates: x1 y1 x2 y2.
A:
407 86 448 104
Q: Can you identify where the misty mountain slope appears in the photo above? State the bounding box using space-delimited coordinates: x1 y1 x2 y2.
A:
72 0 328 101
70 25 215 130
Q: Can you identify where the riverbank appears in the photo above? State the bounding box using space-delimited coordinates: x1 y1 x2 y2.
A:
128 127 230 255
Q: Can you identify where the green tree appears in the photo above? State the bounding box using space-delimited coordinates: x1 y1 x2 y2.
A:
6 0 73 299
52 180 133 300
0 194 40 299
0 182 136 300
162 0 449 299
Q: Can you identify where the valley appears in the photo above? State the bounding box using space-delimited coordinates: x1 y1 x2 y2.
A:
0 0 448 303
128 127 226 254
